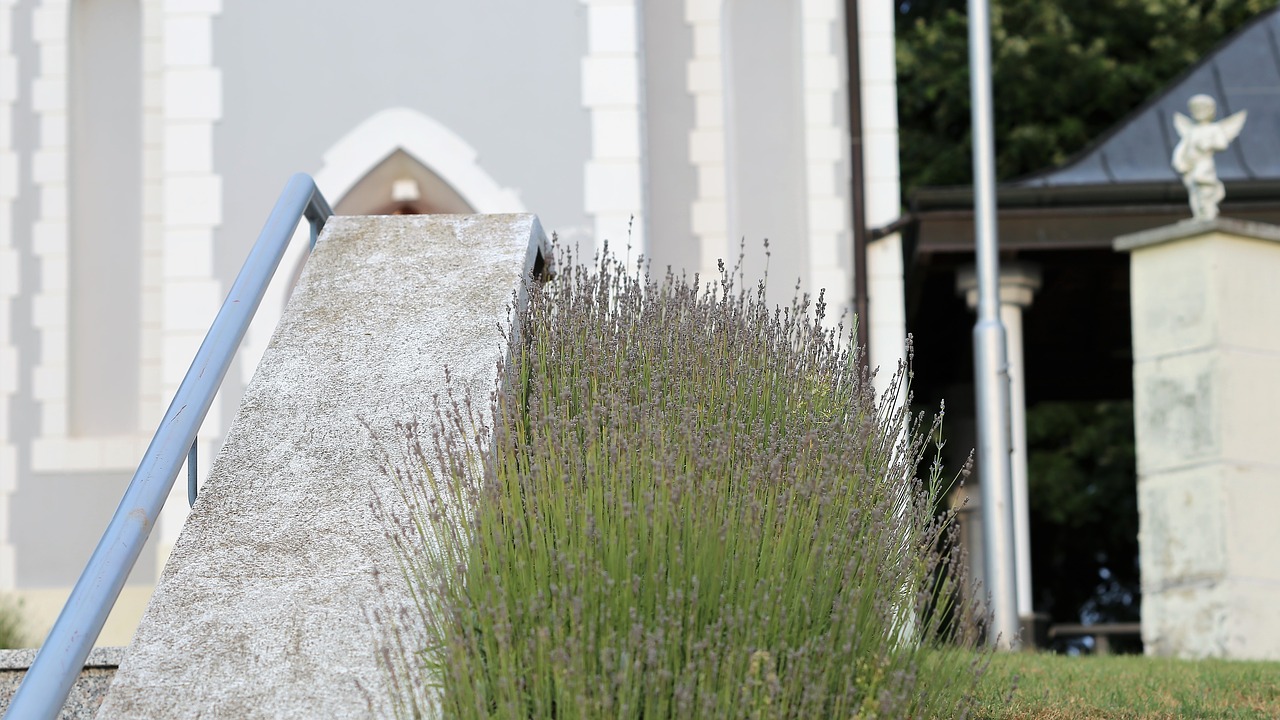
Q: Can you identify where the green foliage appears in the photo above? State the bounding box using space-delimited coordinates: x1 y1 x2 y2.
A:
0 596 27 649
1025 401 1138 627
896 0 1278 195
1026 402 1134 530
379 249 993 718
976 652 1280 718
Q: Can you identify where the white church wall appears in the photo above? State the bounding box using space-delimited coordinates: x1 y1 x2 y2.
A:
680 0 854 320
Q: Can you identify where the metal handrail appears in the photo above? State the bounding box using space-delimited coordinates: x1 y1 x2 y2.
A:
5 173 333 719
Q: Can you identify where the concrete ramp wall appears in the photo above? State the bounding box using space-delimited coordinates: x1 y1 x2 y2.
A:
97 214 548 718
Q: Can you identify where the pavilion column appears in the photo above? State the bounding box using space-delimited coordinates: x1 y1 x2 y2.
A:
958 262 1041 627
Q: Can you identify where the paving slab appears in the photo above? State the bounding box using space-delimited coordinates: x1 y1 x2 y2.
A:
0 648 123 719
97 214 548 718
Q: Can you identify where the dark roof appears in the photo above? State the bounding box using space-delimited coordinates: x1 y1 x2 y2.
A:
1017 7 1280 188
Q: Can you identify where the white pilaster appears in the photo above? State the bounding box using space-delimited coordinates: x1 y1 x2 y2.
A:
801 0 850 317
685 0 727 279
959 263 1041 620
157 0 222 560
29 0 73 465
581 0 645 257
0 0 19 589
855 0 900 231
140 0 166 430
856 0 906 394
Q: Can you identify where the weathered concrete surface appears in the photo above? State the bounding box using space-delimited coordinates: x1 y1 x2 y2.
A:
1117 218 1280 660
98 214 548 718
0 647 123 719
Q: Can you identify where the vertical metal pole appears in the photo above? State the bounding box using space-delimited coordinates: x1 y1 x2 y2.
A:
968 0 1020 649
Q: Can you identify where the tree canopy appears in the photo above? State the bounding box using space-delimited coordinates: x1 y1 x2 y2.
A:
895 0 1278 197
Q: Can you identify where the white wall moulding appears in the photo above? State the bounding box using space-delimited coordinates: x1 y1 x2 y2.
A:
139 0 165 432
798 0 849 317
157 0 221 556
853 0 906 394
161 14 210 66
30 0 71 464
581 0 645 257
31 436 152 474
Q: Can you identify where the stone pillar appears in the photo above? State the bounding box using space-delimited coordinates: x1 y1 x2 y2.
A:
1115 218 1280 660
958 263 1041 627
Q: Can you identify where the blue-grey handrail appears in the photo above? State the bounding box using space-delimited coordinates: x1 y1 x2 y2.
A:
5 173 333 720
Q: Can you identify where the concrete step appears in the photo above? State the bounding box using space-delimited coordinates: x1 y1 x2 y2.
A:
96 214 548 718
0 648 123 719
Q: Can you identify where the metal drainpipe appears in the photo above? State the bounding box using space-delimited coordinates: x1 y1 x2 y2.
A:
845 0 870 365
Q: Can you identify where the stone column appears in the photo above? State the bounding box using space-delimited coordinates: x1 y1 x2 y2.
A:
1115 218 1280 660
958 263 1041 627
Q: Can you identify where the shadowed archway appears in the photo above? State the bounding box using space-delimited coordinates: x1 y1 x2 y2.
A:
334 149 476 216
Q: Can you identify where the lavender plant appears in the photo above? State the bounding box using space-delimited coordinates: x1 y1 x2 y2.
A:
380 246 988 719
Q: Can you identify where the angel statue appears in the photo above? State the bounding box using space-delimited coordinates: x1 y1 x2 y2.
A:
1172 94 1247 221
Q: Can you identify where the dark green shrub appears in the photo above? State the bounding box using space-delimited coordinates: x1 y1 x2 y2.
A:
0 596 26 649
381 247 988 718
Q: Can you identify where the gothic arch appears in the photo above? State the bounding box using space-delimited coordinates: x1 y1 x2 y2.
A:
314 107 524 213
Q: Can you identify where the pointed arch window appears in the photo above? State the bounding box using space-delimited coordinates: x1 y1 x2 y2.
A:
334 149 476 216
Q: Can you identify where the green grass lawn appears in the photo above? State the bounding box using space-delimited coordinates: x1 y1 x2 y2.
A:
973 652 1280 719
